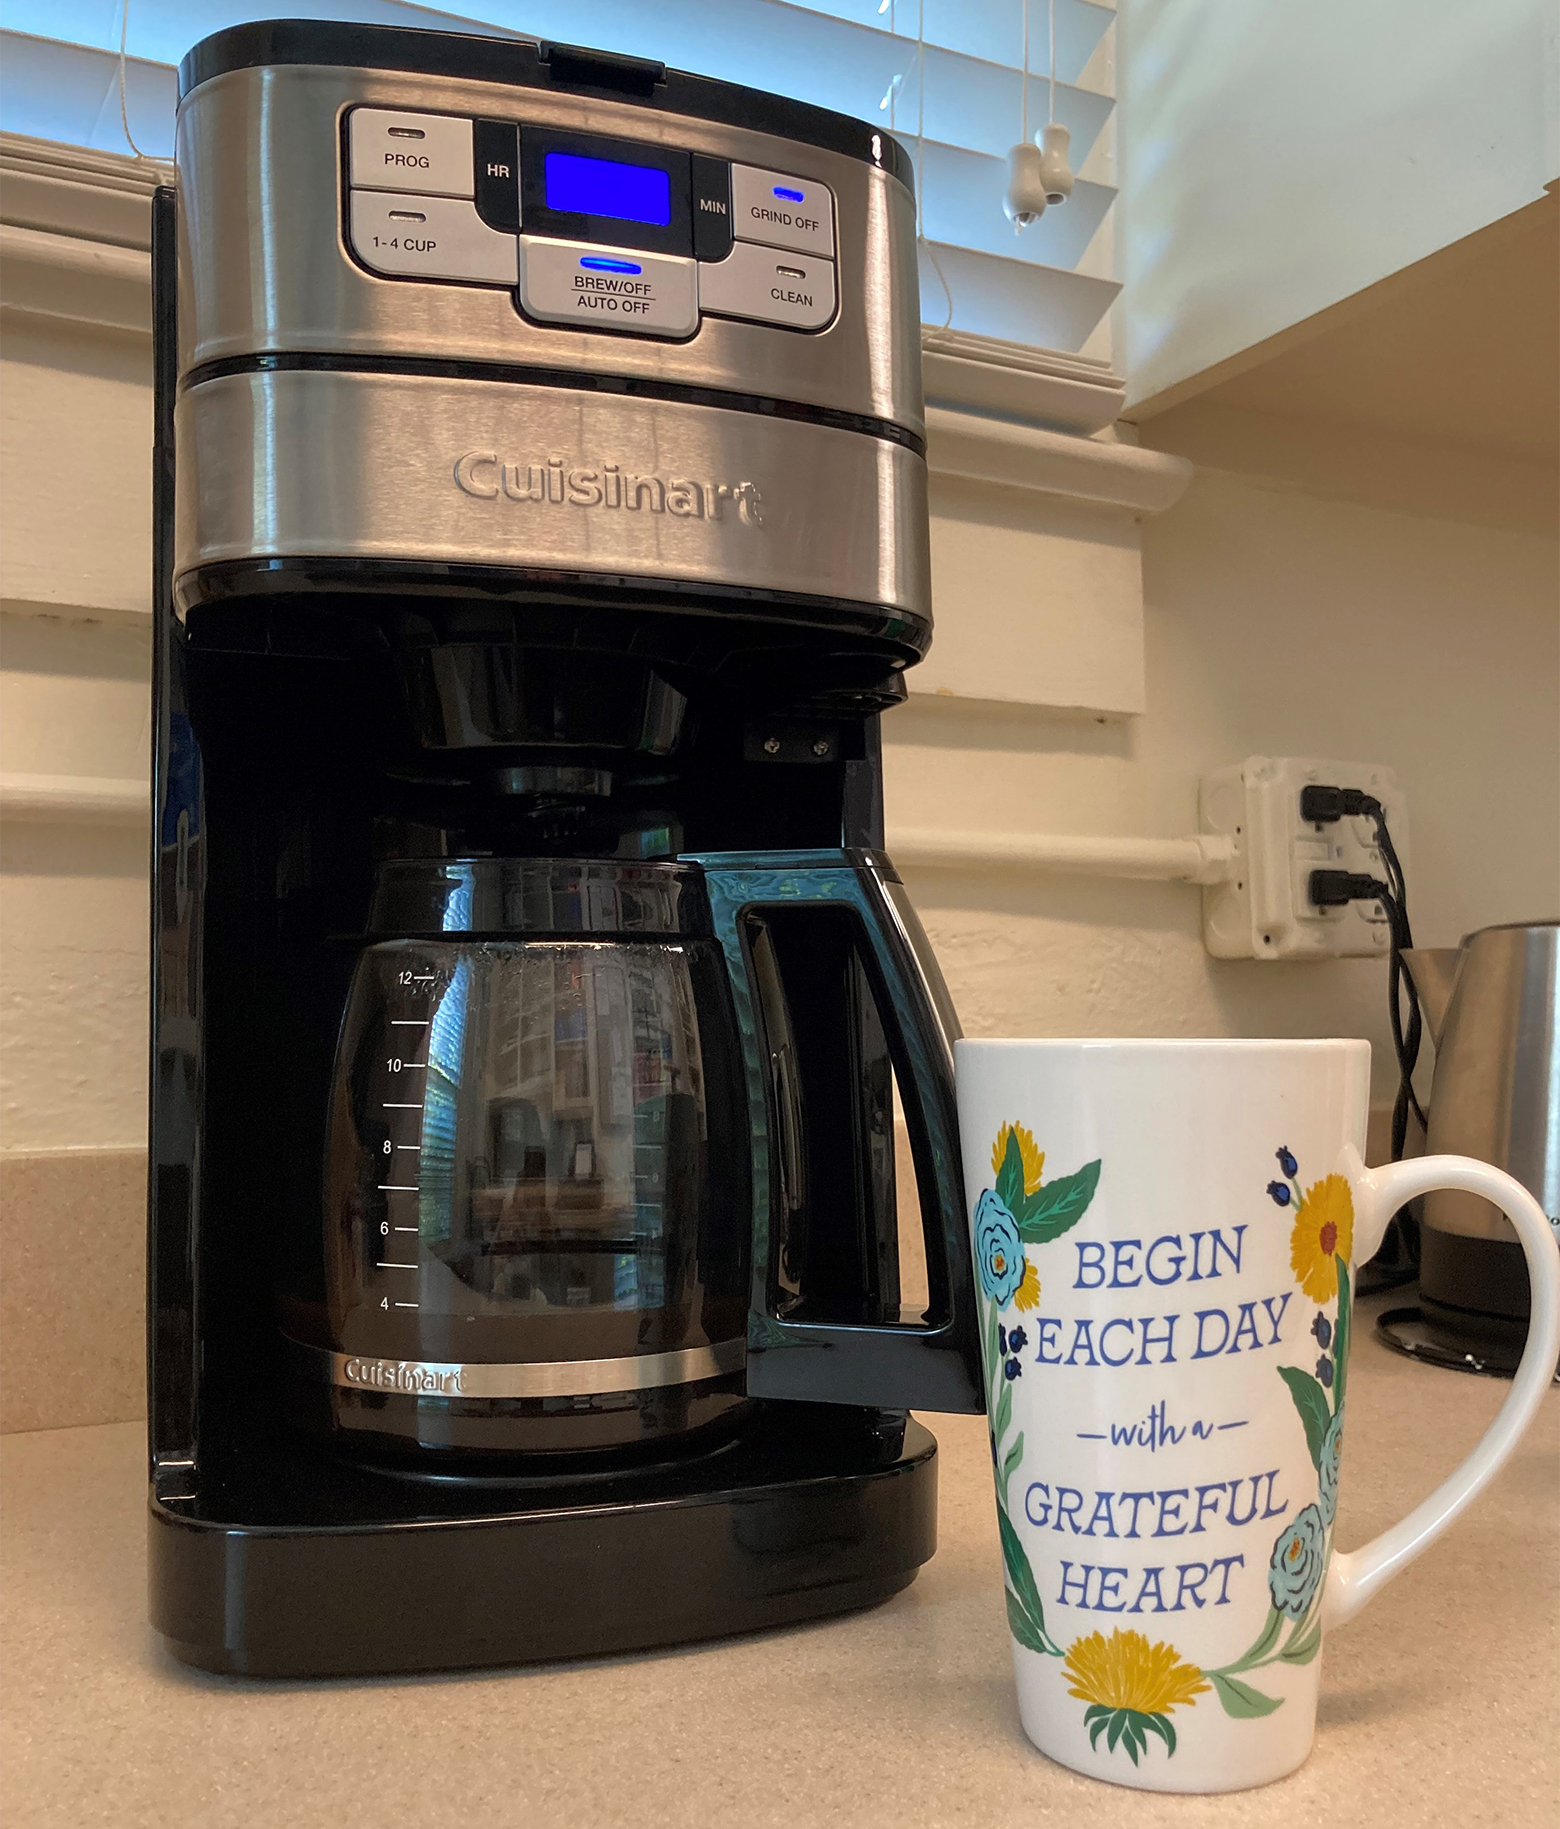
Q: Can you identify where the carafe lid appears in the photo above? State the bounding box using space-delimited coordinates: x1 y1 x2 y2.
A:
367 857 707 938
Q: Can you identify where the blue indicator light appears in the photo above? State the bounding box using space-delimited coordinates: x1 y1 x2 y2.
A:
546 151 671 226
580 256 643 274
774 186 805 202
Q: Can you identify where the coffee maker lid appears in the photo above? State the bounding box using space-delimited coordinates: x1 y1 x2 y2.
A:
367 856 709 939
178 19 915 194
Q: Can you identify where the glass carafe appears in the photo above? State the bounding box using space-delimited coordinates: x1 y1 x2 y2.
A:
288 859 750 1460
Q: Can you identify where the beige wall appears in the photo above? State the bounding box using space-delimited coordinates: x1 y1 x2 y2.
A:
890 419 1560 1108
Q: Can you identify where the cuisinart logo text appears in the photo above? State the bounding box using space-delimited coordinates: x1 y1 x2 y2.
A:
342 1355 466 1396
454 452 763 527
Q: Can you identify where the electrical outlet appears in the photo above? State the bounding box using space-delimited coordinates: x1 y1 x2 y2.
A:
1199 757 1407 961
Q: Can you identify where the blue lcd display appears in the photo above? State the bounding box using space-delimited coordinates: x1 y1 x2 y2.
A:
545 152 672 226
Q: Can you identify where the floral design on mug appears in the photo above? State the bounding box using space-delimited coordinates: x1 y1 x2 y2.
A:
1267 1504 1327 1617
975 1191 1027 1306
1200 1147 1351 1722
1064 1628 1208 1765
982 1132 1356 1760
976 1126 1102 1665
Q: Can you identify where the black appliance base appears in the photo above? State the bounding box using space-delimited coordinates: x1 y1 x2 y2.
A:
150 1411 938 1678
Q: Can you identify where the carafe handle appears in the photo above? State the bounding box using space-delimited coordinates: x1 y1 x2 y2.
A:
693 849 984 1413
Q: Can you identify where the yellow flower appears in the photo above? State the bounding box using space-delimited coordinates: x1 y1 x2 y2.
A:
991 1122 1045 1196
1064 1629 1208 1716
1290 1174 1355 1303
1012 1259 1042 1312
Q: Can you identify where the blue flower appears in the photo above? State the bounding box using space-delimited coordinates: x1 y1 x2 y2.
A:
998 1324 1009 1356
1276 1146 1298 1178
974 1189 1026 1305
1007 1325 1028 1353
1311 1313 1332 1349
1268 1503 1327 1618
1318 1413 1344 1527
1266 1181 1291 1207
1316 1355 1334 1389
1003 1357 1022 1381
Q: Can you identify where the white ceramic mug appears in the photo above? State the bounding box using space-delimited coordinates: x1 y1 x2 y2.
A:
954 1038 1560 1794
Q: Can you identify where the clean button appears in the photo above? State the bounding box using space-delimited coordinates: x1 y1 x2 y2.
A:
349 108 475 198
698 242 836 332
729 164 834 257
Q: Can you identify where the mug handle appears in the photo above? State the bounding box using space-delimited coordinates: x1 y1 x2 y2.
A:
1324 1150 1560 1628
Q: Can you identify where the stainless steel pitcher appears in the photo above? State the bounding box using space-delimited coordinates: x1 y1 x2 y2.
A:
1403 922 1560 1333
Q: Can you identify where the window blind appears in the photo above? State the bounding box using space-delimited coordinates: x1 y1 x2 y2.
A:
0 0 1119 349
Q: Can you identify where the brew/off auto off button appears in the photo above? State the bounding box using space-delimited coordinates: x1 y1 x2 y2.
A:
519 238 699 337
729 164 833 258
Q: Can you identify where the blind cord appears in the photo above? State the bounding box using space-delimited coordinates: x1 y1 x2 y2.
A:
117 0 151 160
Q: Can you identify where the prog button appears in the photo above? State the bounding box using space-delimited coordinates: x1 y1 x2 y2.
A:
349 109 475 198
699 242 836 332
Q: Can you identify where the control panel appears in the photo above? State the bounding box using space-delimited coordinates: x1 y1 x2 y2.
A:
345 107 839 339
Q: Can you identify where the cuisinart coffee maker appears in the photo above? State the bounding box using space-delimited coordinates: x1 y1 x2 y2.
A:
149 18 982 1677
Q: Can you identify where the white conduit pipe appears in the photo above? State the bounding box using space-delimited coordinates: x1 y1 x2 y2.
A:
890 828 1236 886
0 777 1238 889
0 771 149 822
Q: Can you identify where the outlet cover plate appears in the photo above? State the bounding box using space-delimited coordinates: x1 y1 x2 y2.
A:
1200 756 1407 960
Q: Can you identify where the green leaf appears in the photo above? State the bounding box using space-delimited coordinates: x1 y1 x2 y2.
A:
1106 1711 1126 1753
1277 1365 1332 1472
1242 1606 1286 1669
998 1505 1056 1653
994 1373 1013 1447
1087 1708 1110 1751
1016 1160 1102 1242
984 1300 1003 1397
995 1129 1025 1212
1333 1256 1352 1411
1005 1587 1049 1653
1001 1430 1025 1496
1142 1712 1177 1758
1281 1618 1323 1665
1209 1672 1284 1719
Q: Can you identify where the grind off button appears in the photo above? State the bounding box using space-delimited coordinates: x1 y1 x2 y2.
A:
519 238 698 338
729 164 834 258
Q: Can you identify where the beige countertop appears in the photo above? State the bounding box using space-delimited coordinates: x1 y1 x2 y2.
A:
3 1304 1556 1829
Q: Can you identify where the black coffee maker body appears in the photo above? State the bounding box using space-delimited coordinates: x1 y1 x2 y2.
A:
150 20 982 1678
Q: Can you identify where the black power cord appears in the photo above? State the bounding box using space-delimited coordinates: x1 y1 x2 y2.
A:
1302 786 1424 1291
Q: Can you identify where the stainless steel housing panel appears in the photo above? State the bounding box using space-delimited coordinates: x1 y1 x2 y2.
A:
174 369 931 615
175 64 923 435
1423 923 1560 1242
